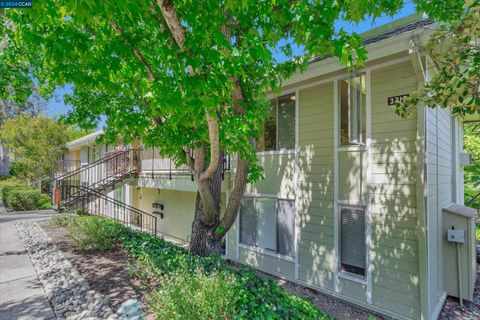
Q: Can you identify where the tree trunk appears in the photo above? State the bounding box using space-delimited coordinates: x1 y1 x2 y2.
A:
189 153 223 256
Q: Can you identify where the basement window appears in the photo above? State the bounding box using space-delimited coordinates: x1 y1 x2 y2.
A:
239 197 295 258
340 205 366 277
256 93 296 152
340 73 366 145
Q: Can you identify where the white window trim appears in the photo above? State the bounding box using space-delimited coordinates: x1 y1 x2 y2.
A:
237 193 297 262
334 69 372 304
256 149 296 156
238 243 296 262
338 270 367 285
338 203 368 280
338 73 367 147
338 145 367 153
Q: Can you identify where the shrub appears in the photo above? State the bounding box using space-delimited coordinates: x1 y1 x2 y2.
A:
3 186 51 211
0 178 23 200
9 160 27 178
115 227 329 320
68 216 121 251
67 217 329 319
50 213 74 227
148 269 238 320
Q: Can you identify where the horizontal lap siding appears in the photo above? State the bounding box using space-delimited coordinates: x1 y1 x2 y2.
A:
426 105 454 311
370 61 421 318
297 83 335 289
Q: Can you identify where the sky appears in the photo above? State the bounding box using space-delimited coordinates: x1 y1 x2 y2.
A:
44 3 417 126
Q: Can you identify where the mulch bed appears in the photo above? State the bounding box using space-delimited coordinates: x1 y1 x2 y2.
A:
41 219 480 319
40 222 144 310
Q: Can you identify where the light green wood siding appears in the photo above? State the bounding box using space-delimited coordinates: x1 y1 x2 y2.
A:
225 60 425 320
246 153 295 198
297 83 335 289
370 61 420 318
237 247 295 278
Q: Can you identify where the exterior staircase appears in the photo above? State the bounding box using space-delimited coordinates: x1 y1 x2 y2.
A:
50 147 231 236
52 149 157 235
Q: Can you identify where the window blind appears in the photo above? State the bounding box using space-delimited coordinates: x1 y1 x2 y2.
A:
239 198 255 246
255 198 277 251
340 206 366 276
239 197 296 258
277 200 295 257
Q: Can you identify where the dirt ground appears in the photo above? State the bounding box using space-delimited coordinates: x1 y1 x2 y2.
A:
438 263 480 320
40 222 143 310
40 219 479 320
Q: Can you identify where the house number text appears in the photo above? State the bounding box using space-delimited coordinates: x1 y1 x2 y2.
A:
387 94 409 105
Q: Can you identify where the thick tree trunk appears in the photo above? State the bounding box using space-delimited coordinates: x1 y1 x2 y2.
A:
189 153 223 256
189 190 222 256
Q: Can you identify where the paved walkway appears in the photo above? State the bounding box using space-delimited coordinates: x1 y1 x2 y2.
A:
0 211 56 320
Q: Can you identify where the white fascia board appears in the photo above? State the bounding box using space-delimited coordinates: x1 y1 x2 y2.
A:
66 130 103 150
282 28 433 88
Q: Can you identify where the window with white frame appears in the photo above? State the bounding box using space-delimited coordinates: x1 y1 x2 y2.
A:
256 93 296 152
239 197 296 258
340 205 366 277
339 73 366 145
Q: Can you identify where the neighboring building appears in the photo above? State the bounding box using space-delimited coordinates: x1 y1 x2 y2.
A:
54 15 477 320
0 143 10 176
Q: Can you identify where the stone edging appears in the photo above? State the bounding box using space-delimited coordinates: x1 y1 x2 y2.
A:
15 221 117 320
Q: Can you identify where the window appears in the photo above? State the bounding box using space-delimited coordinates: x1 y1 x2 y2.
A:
340 205 366 276
239 197 296 258
340 73 366 145
256 93 296 152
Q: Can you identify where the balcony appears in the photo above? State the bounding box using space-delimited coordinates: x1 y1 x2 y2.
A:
136 148 231 192
53 148 231 192
54 160 81 178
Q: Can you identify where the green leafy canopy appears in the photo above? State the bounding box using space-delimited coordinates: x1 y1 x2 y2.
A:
395 0 480 118
0 0 469 182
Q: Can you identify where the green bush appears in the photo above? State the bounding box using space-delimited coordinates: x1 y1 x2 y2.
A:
148 269 238 320
8 160 27 178
68 216 121 251
2 185 51 211
0 178 23 200
37 193 52 209
114 224 330 320
62 216 329 319
50 213 74 227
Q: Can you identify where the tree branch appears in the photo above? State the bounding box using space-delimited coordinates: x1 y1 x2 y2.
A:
108 20 156 81
199 114 220 180
156 1 220 180
216 154 249 238
156 0 187 50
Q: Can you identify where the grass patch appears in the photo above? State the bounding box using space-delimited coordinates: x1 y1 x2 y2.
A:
476 224 479 243
57 215 330 319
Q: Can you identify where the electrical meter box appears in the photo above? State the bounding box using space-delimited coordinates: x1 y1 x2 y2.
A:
442 203 476 301
447 229 465 243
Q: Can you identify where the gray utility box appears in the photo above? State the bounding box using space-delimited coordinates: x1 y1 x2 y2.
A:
442 203 477 301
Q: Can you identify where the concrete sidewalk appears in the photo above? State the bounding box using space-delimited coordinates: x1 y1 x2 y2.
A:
0 212 56 320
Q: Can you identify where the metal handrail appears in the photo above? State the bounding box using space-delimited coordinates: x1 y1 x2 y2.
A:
64 185 157 235
53 149 134 182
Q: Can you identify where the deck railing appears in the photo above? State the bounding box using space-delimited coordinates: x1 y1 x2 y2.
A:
64 185 157 236
54 160 81 178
